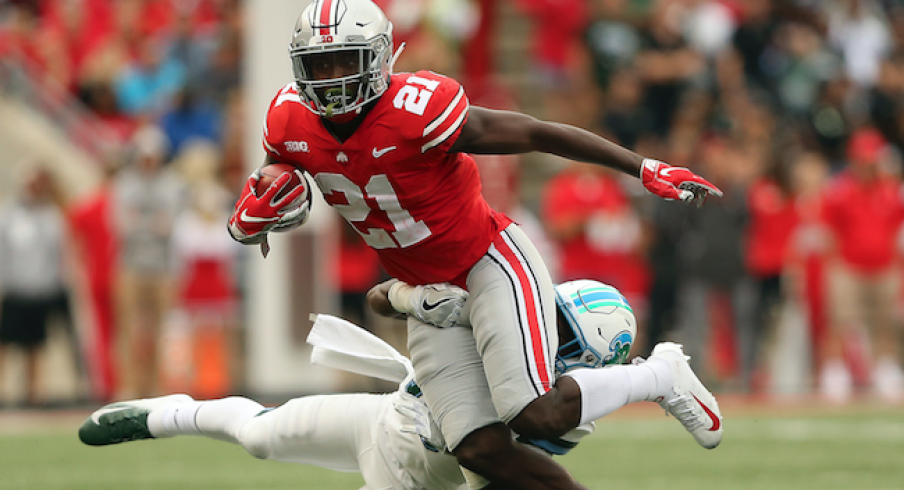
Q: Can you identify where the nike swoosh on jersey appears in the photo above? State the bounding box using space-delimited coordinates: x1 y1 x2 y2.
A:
90 405 131 425
422 298 451 311
372 146 397 158
240 209 279 223
691 394 721 431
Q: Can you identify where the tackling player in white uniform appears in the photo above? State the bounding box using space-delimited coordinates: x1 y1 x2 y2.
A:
80 280 716 490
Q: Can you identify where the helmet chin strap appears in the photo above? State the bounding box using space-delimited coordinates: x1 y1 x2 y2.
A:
389 42 406 73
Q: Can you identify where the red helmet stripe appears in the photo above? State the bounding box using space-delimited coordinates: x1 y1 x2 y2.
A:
319 0 333 35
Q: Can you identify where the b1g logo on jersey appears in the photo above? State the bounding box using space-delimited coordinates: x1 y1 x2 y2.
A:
285 141 309 153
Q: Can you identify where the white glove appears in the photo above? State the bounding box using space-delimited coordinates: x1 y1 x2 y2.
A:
388 281 469 328
392 389 445 452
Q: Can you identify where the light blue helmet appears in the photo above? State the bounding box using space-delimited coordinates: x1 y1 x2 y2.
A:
554 280 636 374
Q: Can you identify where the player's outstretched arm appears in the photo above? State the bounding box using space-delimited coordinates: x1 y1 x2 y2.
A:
451 107 722 206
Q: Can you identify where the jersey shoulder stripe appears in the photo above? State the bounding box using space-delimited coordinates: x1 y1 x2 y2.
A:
400 71 468 154
263 83 306 158
274 82 303 108
421 88 468 153
423 86 465 137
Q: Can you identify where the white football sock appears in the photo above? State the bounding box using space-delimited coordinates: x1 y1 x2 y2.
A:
564 358 674 425
148 401 204 438
148 397 265 443
196 397 266 444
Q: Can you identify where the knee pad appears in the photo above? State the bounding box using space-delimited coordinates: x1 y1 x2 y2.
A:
238 414 273 460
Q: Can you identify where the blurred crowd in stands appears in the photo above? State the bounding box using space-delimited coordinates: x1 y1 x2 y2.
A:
1 0 904 407
0 0 245 405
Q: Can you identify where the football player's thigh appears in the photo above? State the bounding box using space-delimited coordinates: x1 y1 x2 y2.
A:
407 317 499 451
243 393 388 472
467 224 558 423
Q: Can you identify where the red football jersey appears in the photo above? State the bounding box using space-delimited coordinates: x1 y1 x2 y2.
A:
263 71 511 286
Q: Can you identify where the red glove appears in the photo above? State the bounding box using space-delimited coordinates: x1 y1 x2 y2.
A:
641 159 723 207
227 168 307 244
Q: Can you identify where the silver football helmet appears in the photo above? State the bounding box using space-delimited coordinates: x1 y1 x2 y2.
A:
554 280 637 374
289 0 395 117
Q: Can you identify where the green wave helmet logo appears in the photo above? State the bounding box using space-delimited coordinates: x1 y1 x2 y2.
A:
605 331 633 365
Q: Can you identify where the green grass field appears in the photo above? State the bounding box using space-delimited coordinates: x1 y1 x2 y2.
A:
1 402 902 490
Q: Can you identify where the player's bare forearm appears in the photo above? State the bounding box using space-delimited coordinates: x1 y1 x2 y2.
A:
452 107 643 177
366 279 405 319
508 376 582 439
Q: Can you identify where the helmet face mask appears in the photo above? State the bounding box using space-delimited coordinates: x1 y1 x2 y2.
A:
289 0 394 118
554 280 637 375
293 48 369 117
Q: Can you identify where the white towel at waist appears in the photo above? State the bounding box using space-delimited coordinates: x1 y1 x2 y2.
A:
306 313 413 384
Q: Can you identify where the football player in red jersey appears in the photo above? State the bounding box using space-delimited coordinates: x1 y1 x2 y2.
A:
227 0 723 488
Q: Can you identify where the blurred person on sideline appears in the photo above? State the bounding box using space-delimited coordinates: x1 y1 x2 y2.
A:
635 0 707 137
114 35 186 117
825 0 893 89
159 85 222 159
674 136 758 390
0 166 74 406
541 162 649 312
598 66 653 151
731 0 778 95
770 21 842 118
821 127 904 402
168 142 240 399
113 125 185 398
584 0 642 92
643 138 694 358
66 152 122 402
785 152 832 392
743 159 799 393
868 55 904 153
807 77 854 170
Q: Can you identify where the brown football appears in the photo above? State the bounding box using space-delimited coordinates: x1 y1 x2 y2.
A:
256 163 303 199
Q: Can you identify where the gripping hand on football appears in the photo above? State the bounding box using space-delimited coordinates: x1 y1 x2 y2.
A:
227 167 307 245
272 172 313 233
641 159 723 208
388 281 469 328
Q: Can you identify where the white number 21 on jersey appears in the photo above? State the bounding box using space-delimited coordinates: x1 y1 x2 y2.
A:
314 173 432 249
393 76 441 116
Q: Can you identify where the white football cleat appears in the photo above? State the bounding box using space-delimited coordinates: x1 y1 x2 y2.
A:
650 342 723 449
